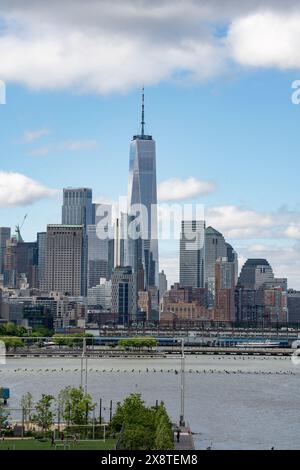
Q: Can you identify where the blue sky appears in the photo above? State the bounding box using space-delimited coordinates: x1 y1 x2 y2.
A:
0 0 300 288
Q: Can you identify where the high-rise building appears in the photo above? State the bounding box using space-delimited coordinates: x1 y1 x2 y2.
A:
214 257 235 322
127 89 159 289
44 225 85 296
87 205 114 288
159 270 168 298
287 290 300 324
62 188 93 229
226 242 238 286
4 237 38 288
0 227 10 274
111 266 137 325
238 259 274 290
87 278 112 310
205 226 227 305
37 232 47 289
180 220 205 288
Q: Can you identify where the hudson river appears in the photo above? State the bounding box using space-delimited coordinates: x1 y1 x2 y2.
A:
1 355 299 449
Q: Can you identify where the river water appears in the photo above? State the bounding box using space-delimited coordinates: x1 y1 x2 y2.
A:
1 354 299 450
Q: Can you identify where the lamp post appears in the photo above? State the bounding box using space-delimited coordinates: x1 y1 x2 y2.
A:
179 338 185 427
80 336 88 394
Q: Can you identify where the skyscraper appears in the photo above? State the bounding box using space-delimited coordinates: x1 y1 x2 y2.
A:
180 220 205 288
62 188 93 229
0 227 10 275
214 257 235 322
111 266 137 325
87 203 114 287
127 89 159 289
205 226 227 305
159 270 168 298
37 232 47 289
238 259 274 290
44 225 85 296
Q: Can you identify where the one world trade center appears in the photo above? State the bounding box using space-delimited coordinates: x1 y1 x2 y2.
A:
126 89 159 290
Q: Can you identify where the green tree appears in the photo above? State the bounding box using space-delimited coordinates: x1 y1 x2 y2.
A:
0 403 9 435
111 394 174 450
32 394 54 433
20 392 34 431
118 337 157 350
2 336 24 351
58 386 96 426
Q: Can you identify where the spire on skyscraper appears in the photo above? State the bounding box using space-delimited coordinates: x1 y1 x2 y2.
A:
141 86 145 137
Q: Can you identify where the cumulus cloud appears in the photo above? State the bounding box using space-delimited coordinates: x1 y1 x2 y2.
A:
206 205 300 240
227 11 300 69
0 1 299 93
158 177 216 201
0 171 57 206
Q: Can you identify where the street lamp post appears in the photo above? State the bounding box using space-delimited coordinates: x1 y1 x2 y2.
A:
179 338 185 427
80 337 88 394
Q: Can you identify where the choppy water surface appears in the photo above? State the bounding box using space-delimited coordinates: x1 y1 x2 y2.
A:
1 355 299 450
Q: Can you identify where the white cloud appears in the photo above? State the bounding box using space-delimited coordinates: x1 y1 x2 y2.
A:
24 128 50 143
284 224 300 240
227 11 300 69
206 205 300 240
27 146 51 157
58 140 99 151
2 1 299 93
158 177 216 201
0 171 57 206
27 140 99 156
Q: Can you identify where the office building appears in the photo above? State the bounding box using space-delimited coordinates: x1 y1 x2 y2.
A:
238 259 274 290
205 226 227 305
287 290 300 324
179 220 205 288
127 89 159 289
214 257 236 322
0 227 10 274
111 266 137 325
44 225 85 296
62 188 93 229
159 270 168 298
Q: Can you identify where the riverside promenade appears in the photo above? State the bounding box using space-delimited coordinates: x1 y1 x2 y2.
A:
174 427 195 450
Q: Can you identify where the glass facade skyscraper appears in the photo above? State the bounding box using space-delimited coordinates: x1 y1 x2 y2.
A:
126 90 159 289
62 188 93 229
180 220 205 288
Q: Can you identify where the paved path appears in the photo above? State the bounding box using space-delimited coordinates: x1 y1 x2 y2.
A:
174 427 195 450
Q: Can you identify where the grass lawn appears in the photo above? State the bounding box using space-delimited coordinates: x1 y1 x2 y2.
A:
0 438 116 451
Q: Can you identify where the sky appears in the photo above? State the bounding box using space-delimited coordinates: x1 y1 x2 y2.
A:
0 0 300 288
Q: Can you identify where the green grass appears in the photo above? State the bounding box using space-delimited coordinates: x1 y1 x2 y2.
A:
0 438 116 451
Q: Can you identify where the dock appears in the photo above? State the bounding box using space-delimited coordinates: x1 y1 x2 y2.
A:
174 427 195 450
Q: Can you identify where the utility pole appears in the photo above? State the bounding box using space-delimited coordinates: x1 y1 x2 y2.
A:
179 338 185 427
80 336 88 394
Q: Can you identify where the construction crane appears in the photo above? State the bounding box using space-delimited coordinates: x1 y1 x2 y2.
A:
15 214 28 242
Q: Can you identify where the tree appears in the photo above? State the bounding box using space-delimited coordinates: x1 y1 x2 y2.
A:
32 394 54 433
57 386 96 426
2 337 24 351
0 403 9 435
20 392 33 431
111 394 174 450
118 337 157 350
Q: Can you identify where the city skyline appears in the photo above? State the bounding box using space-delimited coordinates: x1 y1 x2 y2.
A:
0 1 300 289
